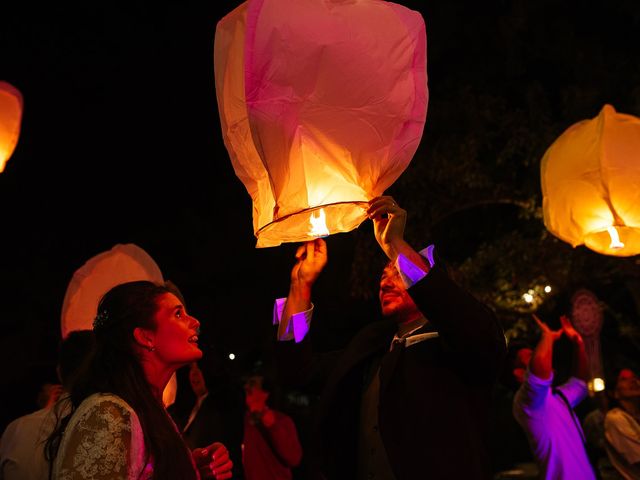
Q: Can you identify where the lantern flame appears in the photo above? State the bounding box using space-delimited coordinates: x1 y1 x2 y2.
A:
607 226 624 249
309 209 330 238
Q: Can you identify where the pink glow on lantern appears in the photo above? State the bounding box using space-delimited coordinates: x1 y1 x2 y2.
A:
215 0 428 247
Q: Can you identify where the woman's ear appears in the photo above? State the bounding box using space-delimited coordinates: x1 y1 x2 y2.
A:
133 327 155 351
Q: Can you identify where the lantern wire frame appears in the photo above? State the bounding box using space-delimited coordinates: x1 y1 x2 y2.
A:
255 200 370 246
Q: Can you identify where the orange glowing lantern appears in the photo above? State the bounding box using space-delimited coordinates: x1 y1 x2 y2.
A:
0 81 23 173
214 0 427 247
541 104 640 256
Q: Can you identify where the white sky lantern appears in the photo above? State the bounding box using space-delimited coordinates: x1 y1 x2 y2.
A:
0 81 23 173
541 104 640 256
214 0 427 247
61 243 164 338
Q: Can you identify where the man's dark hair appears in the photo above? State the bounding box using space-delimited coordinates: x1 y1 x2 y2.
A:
499 339 532 391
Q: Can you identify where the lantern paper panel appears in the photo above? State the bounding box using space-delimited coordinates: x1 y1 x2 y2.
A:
60 243 164 338
541 104 640 257
0 81 23 173
215 0 427 247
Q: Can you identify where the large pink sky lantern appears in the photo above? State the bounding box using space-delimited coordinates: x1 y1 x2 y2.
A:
215 0 427 247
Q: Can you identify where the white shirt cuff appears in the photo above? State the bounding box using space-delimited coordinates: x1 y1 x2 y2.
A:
273 297 313 343
395 244 436 289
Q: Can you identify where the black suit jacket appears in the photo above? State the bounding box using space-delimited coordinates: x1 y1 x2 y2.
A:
170 382 246 478
277 264 506 480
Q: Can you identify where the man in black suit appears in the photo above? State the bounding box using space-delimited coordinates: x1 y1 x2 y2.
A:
275 196 506 480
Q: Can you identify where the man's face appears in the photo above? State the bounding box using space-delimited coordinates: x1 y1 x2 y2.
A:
614 368 640 401
378 263 420 320
512 348 533 385
244 375 269 412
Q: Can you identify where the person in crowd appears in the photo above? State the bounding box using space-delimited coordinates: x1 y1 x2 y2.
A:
492 339 537 477
242 372 302 480
511 313 596 479
45 280 233 480
36 383 64 410
170 360 245 478
583 391 623 480
604 367 640 479
274 196 506 479
0 330 95 480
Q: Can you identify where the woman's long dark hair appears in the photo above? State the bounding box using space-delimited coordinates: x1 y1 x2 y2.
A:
46 280 197 479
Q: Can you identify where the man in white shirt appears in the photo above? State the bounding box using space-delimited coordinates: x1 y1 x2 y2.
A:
511 314 596 480
0 330 95 480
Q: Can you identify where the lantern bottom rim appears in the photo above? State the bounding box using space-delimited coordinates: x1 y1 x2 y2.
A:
255 201 369 248
584 225 640 257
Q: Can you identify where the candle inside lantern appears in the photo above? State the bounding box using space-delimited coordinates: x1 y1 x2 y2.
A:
309 209 330 238
607 226 624 249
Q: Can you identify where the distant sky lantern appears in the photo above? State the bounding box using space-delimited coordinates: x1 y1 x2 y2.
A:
0 81 23 173
541 104 640 256
214 0 427 247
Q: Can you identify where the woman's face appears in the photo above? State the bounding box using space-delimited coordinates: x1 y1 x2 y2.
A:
615 368 640 400
149 292 202 368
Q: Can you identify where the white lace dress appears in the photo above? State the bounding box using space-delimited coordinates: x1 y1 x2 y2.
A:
53 393 153 480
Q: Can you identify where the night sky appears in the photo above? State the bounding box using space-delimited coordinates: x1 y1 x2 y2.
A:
1 0 639 436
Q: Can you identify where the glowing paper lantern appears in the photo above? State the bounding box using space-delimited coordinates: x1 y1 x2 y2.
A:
61 243 164 338
541 104 640 256
0 81 23 172
215 0 427 247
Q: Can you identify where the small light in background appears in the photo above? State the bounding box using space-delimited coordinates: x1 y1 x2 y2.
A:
592 377 605 392
523 293 534 303
228 353 236 360
544 285 552 293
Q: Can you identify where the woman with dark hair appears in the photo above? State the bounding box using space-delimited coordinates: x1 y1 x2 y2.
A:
46 280 233 480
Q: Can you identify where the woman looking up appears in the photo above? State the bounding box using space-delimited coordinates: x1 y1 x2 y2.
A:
47 280 233 479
